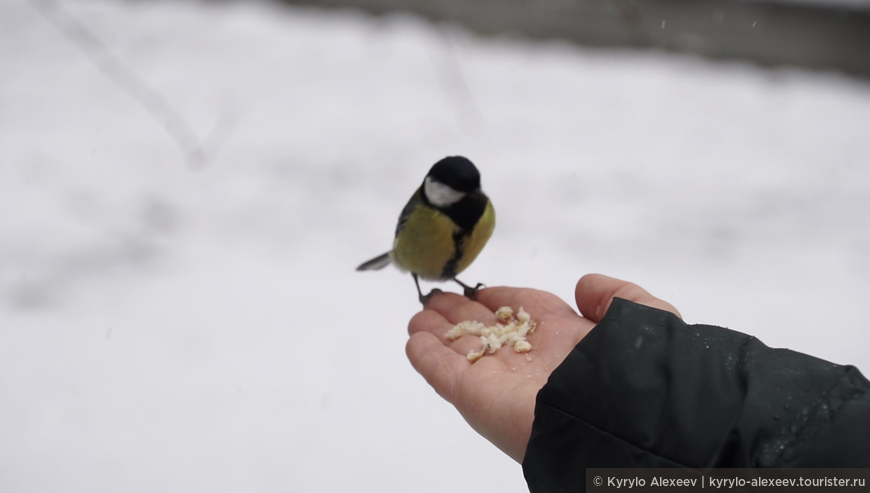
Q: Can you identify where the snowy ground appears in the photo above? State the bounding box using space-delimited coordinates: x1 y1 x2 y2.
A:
2 0 870 491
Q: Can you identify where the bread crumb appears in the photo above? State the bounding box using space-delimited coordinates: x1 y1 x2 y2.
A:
482 333 502 353
446 320 486 341
514 340 532 353
517 307 530 323
495 306 513 324
447 306 536 363
467 349 485 362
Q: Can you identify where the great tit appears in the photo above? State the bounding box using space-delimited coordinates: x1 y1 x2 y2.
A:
357 156 495 304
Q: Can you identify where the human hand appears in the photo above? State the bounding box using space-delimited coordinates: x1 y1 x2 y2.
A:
406 274 680 463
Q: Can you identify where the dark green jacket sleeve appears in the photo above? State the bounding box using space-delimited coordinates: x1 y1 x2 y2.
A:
522 298 870 492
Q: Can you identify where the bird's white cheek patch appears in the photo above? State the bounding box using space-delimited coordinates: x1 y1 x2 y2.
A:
424 177 465 208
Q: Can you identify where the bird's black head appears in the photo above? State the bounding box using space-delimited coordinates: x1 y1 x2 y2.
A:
426 156 481 193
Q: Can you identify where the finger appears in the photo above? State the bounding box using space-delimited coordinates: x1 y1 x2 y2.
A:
424 291 499 327
406 331 470 403
476 286 578 324
408 308 492 358
408 308 450 337
575 273 681 322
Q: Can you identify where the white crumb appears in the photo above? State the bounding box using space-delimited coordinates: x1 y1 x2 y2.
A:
514 340 532 353
446 320 486 341
517 307 530 323
482 333 502 353
495 306 513 324
447 306 536 363
467 349 485 362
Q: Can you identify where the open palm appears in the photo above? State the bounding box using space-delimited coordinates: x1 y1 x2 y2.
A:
406 274 679 463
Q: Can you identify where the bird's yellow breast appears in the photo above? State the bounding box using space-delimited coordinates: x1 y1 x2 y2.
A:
391 200 495 280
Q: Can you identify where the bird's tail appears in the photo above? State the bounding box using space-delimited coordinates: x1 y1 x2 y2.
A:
356 252 392 271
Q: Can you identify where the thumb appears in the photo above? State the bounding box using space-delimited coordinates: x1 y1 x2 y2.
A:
575 273 681 323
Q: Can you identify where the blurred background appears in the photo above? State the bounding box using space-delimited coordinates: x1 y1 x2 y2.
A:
1 0 869 491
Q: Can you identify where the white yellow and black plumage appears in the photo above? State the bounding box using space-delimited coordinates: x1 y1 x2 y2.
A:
357 156 495 304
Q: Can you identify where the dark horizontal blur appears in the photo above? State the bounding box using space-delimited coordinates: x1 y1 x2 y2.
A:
261 0 870 77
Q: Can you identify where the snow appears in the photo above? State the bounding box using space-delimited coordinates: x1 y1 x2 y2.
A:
2 0 870 490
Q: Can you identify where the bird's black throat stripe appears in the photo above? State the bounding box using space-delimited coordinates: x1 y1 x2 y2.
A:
421 188 488 231
437 190 488 279
441 230 466 279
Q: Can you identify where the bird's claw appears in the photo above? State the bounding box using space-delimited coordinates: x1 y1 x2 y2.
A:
463 283 485 301
419 288 444 305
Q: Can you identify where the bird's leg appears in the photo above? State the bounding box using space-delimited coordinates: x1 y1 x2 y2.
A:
453 278 485 300
414 274 442 305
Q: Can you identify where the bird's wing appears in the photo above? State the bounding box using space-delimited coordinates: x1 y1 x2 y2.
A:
395 188 423 238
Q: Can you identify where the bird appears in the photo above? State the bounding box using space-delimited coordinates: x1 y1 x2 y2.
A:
356 156 495 304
